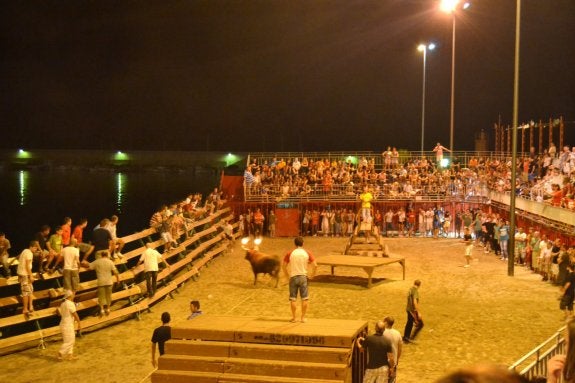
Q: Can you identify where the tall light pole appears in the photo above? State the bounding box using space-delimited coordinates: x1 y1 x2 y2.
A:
508 0 521 277
440 0 470 156
418 43 436 157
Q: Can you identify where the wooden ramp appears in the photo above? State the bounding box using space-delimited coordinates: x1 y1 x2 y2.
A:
344 219 385 256
153 316 368 383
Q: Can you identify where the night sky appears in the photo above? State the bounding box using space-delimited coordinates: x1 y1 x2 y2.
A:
1 0 574 152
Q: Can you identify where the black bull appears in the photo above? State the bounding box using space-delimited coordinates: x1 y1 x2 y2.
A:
244 250 281 287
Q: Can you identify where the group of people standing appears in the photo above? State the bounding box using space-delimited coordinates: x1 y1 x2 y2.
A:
356 279 424 383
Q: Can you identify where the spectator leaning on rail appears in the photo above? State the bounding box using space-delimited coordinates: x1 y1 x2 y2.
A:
356 320 395 383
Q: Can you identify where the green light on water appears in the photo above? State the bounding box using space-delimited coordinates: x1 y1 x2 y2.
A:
114 151 130 161
17 149 32 159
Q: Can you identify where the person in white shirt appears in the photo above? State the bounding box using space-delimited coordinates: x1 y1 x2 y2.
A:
105 215 125 258
540 234 551 282
62 238 81 291
58 290 81 360
138 243 169 298
383 316 403 383
282 237 317 323
17 241 39 318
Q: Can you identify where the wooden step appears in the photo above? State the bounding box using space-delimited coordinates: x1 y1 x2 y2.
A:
152 370 342 383
171 316 366 348
166 340 350 364
159 355 347 380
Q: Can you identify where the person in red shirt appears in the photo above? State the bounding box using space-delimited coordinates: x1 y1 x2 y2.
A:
72 218 94 262
407 209 416 237
253 208 265 237
61 217 72 247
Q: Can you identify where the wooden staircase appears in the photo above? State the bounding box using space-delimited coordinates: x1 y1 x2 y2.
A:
344 213 385 256
152 316 368 383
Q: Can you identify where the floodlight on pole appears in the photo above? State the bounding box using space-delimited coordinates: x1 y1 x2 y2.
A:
417 43 436 157
440 0 470 157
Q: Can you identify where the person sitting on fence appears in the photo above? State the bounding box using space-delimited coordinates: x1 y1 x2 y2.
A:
0 232 13 278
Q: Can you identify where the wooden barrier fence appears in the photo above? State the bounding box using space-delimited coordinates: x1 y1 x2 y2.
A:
0 206 236 355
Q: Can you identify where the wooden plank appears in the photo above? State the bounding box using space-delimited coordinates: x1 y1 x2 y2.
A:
316 254 406 287
152 370 342 383
165 340 349 364
159 355 346 380
317 255 403 268
119 227 157 244
218 374 342 383
152 370 219 383
165 340 232 358
159 355 225 373
171 316 367 349
229 343 349 364
222 358 346 380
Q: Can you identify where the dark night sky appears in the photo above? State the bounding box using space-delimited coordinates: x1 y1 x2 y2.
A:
1 0 574 152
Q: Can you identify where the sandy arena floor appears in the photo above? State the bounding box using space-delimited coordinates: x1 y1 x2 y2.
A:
1 236 563 383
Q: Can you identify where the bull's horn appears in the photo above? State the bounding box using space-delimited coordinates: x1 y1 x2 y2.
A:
241 237 251 250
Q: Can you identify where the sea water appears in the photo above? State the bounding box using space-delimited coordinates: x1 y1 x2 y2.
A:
0 168 219 253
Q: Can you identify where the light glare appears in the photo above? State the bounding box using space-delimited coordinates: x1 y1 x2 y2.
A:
440 0 460 13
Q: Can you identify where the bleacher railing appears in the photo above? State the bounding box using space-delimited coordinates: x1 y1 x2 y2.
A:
509 325 565 381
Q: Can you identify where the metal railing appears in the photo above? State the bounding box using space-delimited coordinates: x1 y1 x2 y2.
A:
243 182 488 203
509 325 565 381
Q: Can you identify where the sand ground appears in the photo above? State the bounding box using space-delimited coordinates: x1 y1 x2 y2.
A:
1 236 563 383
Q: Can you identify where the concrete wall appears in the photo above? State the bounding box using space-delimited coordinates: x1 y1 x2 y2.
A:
0 149 247 171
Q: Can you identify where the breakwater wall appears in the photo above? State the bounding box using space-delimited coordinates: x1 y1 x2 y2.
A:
0 149 247 172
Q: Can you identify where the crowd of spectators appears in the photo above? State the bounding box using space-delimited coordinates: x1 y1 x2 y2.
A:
148 189 224 252
243 144 575 210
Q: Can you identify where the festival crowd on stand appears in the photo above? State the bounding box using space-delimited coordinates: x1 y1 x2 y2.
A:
243 144 575 210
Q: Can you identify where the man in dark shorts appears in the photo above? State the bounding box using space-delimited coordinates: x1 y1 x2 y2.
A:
151 312 171 368
560 263 575 320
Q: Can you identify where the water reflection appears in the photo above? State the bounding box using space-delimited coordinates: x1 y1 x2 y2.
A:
19 170 29 206
117 172 124 213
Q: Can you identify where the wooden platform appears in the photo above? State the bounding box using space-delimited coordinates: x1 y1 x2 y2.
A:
154 315 368 383
316 255 405 288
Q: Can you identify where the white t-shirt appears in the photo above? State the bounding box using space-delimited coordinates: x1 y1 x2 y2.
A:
284 248 315 278
17 248 33 276
383 328 402 365
62 246 80 271
139 248 163 272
